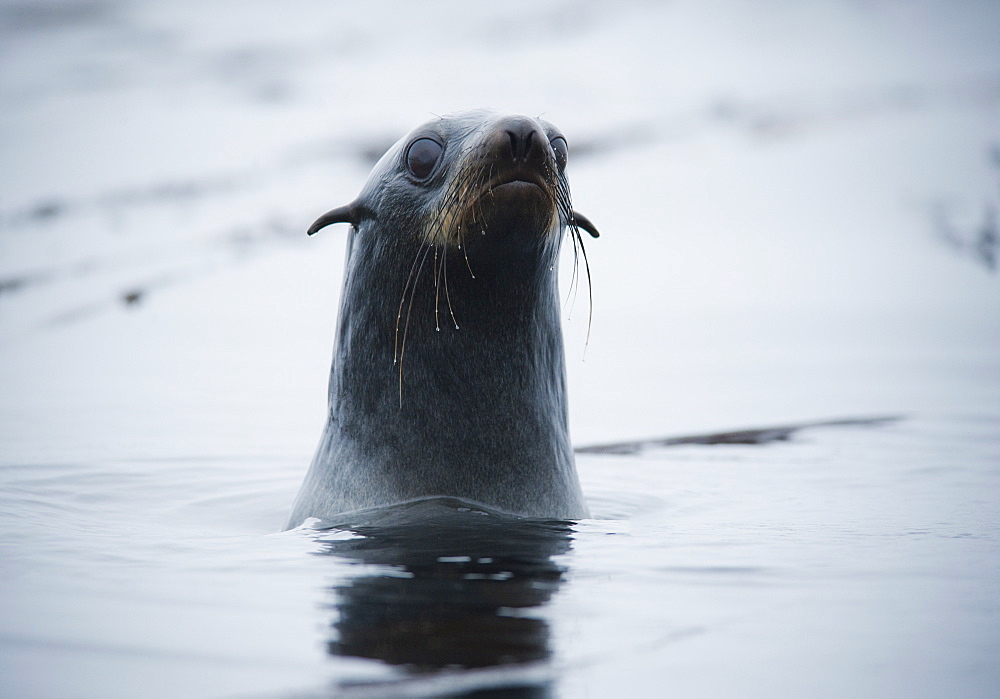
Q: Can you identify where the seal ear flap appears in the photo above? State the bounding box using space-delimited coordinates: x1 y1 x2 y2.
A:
307 202 360 236
571 211 600 238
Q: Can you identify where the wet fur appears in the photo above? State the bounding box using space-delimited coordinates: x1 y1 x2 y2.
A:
286 111 594 528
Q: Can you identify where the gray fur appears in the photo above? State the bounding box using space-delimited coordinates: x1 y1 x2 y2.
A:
286 111 591 528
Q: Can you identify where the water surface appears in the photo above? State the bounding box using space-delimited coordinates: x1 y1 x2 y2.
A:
2 1 1000 696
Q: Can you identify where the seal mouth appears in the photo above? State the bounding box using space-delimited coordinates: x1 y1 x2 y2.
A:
477 167 555 204
491 179 547 195
429 168 557 248
473 173 556 229
423 156 562 247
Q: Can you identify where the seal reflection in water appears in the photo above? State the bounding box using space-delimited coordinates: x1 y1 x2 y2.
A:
318 498 572 694
286 110 599 529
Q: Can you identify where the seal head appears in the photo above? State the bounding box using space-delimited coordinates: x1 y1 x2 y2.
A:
286 110 598 528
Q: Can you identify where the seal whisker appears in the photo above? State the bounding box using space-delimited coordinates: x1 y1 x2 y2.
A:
395 240 431 365
398 242 433 407
475 165 491 237
449 163 482 278
553 182 593 337
443 247 459 330
431 148 482 248
572 223 594 348
433 244 442 332
565 212 581 309
554 183 592 345
460 233 476 279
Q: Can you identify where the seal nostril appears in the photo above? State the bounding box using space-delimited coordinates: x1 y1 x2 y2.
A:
505 119 540 161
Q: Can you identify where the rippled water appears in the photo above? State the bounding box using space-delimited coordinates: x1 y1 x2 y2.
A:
3 0 1000 696
2 415 998 696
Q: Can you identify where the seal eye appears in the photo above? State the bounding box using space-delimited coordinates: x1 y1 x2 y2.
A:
550 137 568 172
406 138 443 179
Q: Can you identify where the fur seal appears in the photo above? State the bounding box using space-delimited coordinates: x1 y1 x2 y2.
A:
286 110 599 529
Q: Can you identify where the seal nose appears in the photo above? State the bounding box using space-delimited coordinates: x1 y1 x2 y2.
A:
503 116 540 163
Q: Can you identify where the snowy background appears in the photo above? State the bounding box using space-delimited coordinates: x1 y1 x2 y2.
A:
2 1 999 697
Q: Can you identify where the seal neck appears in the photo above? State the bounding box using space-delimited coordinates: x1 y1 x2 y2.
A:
334 234 567 417
320 227 581 516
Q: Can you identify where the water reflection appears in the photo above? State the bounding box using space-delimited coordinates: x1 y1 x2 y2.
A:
314 497 574 695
